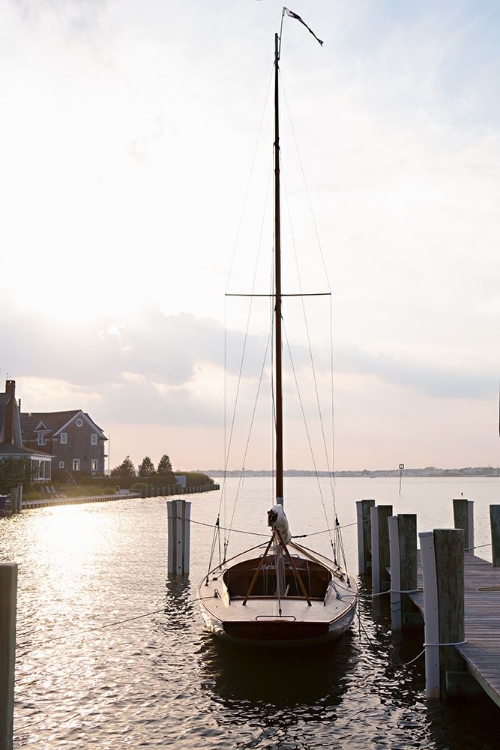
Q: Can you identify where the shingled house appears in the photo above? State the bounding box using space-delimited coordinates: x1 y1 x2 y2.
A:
21 410 107 477
0 380 53 481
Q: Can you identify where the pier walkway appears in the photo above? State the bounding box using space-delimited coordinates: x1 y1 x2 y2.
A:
6 484 219 512
22 493 140 509
410 552 500 707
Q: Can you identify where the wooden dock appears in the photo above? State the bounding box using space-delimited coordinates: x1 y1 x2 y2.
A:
5 483 219 512
22 493 139 509
360 499 500 703
410 551 500 706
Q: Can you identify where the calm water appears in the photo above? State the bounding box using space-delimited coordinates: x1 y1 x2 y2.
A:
2 477 500 748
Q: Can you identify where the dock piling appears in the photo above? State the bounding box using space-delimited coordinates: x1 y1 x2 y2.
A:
356 499 375 576
453 498 474 553
167 500 191 576
490 505 500 567
388 514 417 630
420 529 465 698
10 489 18 515
370 504 393 595
0 563 17 750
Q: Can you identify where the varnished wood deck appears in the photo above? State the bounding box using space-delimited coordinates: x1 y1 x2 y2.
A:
409 552 500 706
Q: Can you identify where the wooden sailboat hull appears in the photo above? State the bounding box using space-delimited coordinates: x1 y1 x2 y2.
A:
199 543 358 648
201 605 356 647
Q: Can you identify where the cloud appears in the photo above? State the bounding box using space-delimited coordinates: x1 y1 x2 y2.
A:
337 344 496 399
1 1 500 470
2 304 220 384
0 302 275 425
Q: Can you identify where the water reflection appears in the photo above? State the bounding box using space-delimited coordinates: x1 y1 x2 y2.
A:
163 577 193 630
426 695 498 750
198 630 357 710
6 487 500 749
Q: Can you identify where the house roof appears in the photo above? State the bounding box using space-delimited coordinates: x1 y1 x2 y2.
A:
0 442 53 459
20 410 107 440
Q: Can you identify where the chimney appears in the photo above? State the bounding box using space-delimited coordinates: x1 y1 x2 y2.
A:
4 380 16 444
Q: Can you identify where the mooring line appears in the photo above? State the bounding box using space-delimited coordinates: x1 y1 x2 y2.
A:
399 648 426 667
356 609 426 669
188 517 268 537
15 607 168 658
186 515 359 539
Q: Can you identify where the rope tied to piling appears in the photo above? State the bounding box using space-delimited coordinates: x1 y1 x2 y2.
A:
357 588 421 599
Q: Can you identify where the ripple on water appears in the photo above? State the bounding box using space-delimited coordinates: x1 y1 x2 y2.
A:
4 491 500 749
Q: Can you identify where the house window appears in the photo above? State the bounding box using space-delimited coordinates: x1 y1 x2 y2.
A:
72 459 80 471
59 461 65 469
32 460 41 480
91 434 97 445
32 459 51 481
76 418 83 427
37 435 46 446
60 433 68 444
91 459 98 472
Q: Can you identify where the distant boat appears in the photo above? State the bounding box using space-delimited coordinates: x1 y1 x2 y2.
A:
198 12 358 647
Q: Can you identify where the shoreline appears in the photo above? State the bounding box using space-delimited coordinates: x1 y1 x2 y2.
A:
206 470 500 479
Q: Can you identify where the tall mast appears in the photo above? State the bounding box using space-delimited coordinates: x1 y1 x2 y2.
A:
274 32 284 506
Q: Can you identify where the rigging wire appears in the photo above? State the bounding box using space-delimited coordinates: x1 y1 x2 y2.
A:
281 318 333 547
184 513 360 538
279 68 339 505
224 64 274 296
279 71 331 293
219 70 275 561
221 182 272 560
218 51 347 572
224 329 273 557
278 68 350 573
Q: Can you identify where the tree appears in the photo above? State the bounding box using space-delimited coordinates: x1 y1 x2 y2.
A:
138 456 155 477
111 456 137 478
0 458 30 494
157 454 173 476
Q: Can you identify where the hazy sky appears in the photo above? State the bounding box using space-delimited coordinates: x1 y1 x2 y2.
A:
1 0 499 473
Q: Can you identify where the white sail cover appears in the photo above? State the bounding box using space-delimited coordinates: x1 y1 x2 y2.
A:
268 504 292 544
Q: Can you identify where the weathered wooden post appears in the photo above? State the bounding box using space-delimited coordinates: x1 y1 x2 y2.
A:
388 514 417 630
356 499 375 576
453 498 474 553
167 500 191 576
419 529 465 698
371 504 393 594
490 506 500 567
10 489 17 515
0 563 17 750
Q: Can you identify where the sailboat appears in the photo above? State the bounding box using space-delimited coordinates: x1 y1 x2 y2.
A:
199 12 358 647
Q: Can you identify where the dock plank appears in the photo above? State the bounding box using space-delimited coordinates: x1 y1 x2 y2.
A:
408 553 500 706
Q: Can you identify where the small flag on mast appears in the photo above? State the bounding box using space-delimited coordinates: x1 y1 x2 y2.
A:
284 8 323 46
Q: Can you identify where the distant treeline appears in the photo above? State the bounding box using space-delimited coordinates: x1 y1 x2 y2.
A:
205 467 500 478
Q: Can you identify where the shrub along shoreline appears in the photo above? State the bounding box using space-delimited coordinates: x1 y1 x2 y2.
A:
24 472 214 501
